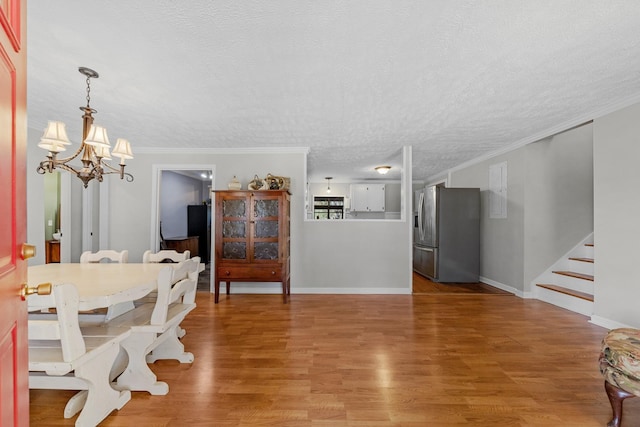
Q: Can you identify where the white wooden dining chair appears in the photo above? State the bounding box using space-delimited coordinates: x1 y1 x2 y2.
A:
142 249 190 264
80 249 129 264
79 250 129 319
141 249 194 338
28 283 132 426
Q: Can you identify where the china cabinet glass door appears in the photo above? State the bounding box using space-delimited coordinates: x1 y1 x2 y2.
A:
221 196 247 260
252 194 280 261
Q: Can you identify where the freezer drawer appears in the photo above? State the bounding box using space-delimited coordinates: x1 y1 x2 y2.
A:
413 245 437 279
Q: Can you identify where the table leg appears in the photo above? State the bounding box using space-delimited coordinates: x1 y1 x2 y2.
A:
105 301 135 321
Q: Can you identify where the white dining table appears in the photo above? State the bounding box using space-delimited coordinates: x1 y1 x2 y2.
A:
27 263 170 312
27 262 194 422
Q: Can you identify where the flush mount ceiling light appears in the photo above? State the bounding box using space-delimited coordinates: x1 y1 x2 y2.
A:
36 67 134 188
325 176 332 193
375 166 391 174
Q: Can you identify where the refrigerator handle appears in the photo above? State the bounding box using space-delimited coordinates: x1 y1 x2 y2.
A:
418 192 425 241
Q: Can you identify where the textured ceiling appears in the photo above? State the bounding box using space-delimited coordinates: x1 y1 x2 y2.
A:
26 1 640 183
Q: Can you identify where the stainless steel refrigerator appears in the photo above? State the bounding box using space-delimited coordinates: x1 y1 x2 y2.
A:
413 186 480 282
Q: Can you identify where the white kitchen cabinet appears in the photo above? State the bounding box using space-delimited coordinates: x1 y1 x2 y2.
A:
350 184 385 212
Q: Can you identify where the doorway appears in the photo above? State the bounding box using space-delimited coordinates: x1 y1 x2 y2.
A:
150 164 215 292
42 171 72 263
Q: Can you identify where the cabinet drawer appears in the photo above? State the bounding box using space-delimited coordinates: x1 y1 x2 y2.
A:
217 266 282 281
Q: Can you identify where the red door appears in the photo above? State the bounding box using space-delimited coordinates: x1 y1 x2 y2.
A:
0 0 28 425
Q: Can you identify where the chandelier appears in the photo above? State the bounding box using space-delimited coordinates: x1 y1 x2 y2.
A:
36 67 134 188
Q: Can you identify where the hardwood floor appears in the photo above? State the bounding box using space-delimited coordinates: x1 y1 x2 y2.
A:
30 289 636 426
412 272 512 295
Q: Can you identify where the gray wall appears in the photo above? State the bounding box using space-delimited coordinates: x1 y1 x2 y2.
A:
43 172 59 241
90 150 411 293
27 133 47 265
522 124 594 290
300 147 412 292
301 219 410 290
593 103 640 327
449 122 593 295
385 183 401 214
159 171 205 238
108 150 306 264
26 145 413 294
69 178 83 260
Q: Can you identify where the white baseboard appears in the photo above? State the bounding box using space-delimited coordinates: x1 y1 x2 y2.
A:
589 315 632 330
479 276 527 297
294 287 411 295
209 282 411 295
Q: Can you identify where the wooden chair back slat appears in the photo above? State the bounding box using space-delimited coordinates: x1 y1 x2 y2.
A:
142 249 190 264
150 257 199 325
80 250 129 264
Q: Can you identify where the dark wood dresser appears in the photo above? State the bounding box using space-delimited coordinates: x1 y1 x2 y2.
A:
164 236 199 256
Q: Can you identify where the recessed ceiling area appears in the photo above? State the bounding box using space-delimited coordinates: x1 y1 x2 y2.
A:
26 2 640 183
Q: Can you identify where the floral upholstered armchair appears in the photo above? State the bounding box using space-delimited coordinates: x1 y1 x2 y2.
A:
599 328 640 427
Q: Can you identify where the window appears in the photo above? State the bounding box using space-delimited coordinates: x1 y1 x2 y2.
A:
313 196 344 219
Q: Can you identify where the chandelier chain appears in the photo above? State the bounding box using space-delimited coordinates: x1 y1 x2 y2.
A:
85 75 92 108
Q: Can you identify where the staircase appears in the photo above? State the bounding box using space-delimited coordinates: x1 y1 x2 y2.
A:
533 235 594 316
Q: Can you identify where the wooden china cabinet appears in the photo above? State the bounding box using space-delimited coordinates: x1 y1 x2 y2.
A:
213 190 291 303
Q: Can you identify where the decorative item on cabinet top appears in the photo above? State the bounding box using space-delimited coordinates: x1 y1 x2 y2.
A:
248 175 265 190
265 173 290 191
247 173 290 191
228 175 241 190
